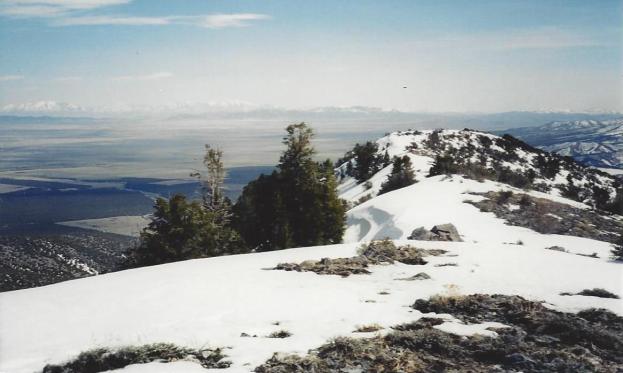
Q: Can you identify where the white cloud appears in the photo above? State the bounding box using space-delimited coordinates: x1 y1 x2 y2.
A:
113 72 173 81
0 0 271 30
0 75 24 81
55 15 169 26
199 13 271 29
0 0 131 17
53 13 271 28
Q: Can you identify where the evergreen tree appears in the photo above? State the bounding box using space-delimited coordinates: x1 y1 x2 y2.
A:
352 141 382 182
191 144 246 254
129 195 218 266
233 172 292 251
382 150 391 167
233 123 346 251
428 154 459 176
379 155 416 195
319 159 347 243
606 188 623 215
611 234 623 261
278 123 322 246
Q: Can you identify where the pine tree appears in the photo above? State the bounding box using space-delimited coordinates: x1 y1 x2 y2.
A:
129 195 218 266
611 234 623 261
190 144 246 255
191 145 230 226
428 154 459 176
319 159 347 243
233 123 346 251
352 141 382 182
379 155 416 195
382 150 391 167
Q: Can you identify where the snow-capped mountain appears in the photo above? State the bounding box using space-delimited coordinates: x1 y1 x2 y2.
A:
1 129 621 373
502 119 623 169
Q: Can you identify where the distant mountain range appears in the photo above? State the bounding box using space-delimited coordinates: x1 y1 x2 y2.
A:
500 119 623 169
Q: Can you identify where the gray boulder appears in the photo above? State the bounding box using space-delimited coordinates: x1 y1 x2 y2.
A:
408 223 462 242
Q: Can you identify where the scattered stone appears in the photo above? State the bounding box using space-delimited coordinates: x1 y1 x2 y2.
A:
435 263 458 267
378 291 390 295
354 324 383 333
576 252 599 258
396 272 431 281
273 239 444 277
545 246 566 252
273 257 371 277
408 223 463 242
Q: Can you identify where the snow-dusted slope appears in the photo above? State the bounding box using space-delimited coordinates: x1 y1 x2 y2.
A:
504 119 623 169
1 238 621 372
1 129 621 373
343 175 613 256
337 129 619 206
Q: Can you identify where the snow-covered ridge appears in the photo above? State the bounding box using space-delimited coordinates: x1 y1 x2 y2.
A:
337 129 620 210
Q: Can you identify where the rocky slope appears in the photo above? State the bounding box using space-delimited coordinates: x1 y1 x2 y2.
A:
0 230 133 291
337 129 621 214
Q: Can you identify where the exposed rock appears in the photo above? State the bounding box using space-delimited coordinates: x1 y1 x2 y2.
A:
408 223 463 242
273 257 371 278
255 294 623 372
272 239 445 277
465 191 622 244
396 272 431 281
0 232 132 292
560 288 620 299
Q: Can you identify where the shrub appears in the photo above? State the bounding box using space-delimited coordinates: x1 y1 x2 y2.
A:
354 324 383 333
496 191 514 204
41 343 230 373
267 330 292 338
577 288 619 299
379 156 416 194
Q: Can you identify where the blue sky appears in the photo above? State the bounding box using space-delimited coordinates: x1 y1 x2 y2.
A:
0 0 621 113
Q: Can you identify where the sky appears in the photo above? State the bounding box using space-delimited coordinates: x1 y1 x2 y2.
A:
0 0 621 113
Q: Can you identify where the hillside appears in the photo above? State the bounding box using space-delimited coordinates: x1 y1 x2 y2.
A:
0 129 621 373
502 119 623 169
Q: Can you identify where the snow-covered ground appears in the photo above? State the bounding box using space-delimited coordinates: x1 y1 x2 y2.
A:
1 129 621 372
57 215 151 237
600 167 623 176
1 237 621 373
343 175 613 258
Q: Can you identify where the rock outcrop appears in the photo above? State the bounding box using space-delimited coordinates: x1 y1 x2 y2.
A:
408 223 462 242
